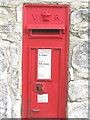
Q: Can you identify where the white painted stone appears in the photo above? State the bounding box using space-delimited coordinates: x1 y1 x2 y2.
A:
0 83 12 119
0 0 89 6
13 23 22 33
9 43 19 68
0 7 9 15
0 33 21 42
6 84 12 118
69 67 74 80
0 24 14 33
9 69 21 118
0 1 12 7
0 40 11 119
72 41 89 78
11 69 19 96
0 47 9 84
70 2 88 11
13 99 21 118
77 71 89 78
71 11 82 25
0 18 9 25
0 48 7 72
68 80 88 101
40 0 89 2
71 21 88 38
72 21 88 31
0 70 7 83
16 5 22 22
71 9 88 25
0 33 7 40
1 0 89 3
78 28 88 39
71 20 88 38
68 101 88 118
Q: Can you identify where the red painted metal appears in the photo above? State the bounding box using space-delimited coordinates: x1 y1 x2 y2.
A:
22 4 70 119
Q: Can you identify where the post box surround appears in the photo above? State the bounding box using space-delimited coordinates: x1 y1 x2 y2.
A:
22 4 70 119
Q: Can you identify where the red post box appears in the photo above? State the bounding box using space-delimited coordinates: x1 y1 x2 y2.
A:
22 4 70 119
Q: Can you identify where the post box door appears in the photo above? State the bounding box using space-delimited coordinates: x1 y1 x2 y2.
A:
29 48 60 118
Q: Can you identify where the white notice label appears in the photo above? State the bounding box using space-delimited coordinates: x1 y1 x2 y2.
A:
37 94 48 103
38 49 51 79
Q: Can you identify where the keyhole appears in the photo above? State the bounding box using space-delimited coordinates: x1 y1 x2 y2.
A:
36 84 43 92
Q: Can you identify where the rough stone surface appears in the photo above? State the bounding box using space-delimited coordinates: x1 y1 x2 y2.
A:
69 67 74 80
0 83 12 118
0 43 11 118
9 43 19 68
71 9 88 25
68 101 88 118
0 0 89 119
72 41 89 78
68 80 88 101
16 5 22 23
0 33 21 42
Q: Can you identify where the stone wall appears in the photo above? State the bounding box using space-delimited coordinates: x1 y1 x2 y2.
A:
0 0 89 119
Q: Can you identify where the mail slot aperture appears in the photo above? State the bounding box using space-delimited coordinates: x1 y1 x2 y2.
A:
27 24 65 38
28 29 64 38
32 29 60 34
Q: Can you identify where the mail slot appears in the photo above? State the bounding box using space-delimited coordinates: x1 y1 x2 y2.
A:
22 4 70 119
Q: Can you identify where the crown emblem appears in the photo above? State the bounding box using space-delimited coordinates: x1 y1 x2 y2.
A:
42 11 51 21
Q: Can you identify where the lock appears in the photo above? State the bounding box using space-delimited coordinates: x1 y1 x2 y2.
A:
36 84 43 92
36 84 46 93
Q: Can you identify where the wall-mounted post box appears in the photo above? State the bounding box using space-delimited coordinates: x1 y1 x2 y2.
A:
22 4 70 119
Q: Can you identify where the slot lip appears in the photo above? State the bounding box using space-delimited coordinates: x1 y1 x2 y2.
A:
27 24 65 30
36 79 53 82
27 24 65 39
28 29 64 39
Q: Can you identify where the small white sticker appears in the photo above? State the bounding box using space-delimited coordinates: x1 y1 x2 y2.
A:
37 94 48 103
